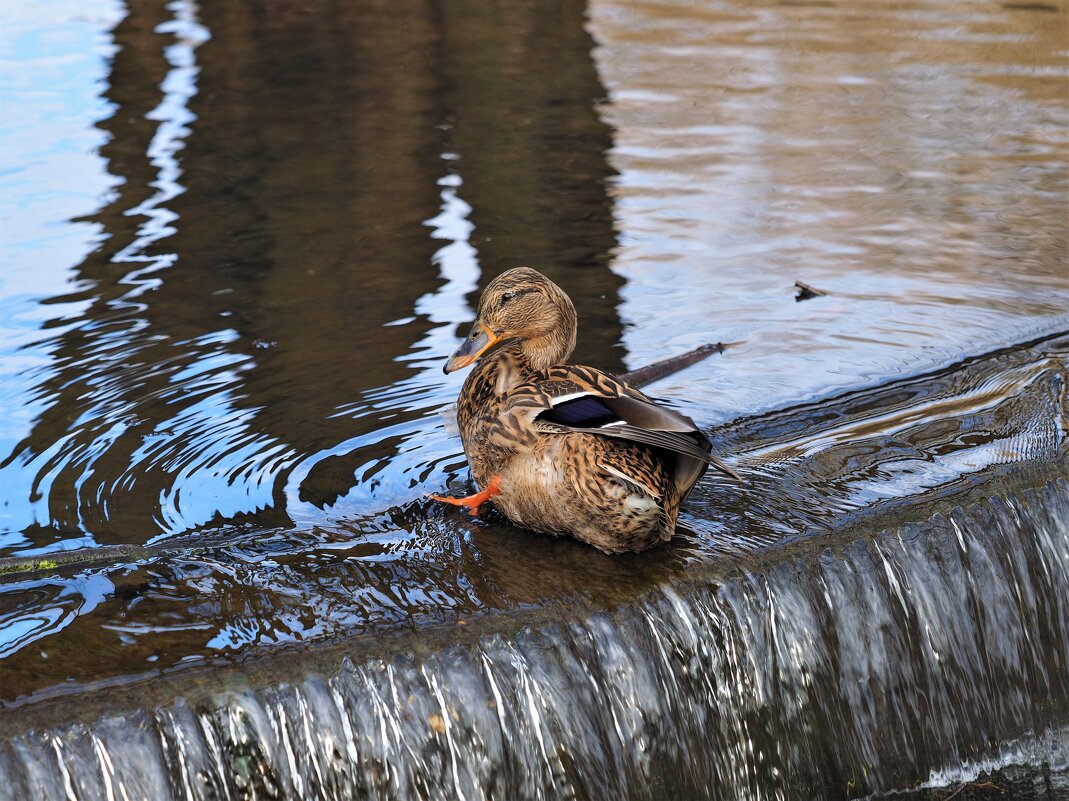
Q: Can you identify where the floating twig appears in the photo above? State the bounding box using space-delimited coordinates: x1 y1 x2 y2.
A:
795 281 827 302
620 342 728 388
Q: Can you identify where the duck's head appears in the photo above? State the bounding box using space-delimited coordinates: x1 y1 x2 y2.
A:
444 267 578 374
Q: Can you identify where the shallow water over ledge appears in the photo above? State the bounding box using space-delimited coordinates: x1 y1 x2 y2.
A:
2 473 1066 800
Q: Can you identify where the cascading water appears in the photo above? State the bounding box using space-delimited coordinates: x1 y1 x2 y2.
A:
2 482 1066 801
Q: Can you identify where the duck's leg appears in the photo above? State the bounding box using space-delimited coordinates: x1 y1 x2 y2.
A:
427 475 502 516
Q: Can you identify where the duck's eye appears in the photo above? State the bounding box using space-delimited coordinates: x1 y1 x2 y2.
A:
500 291 517 305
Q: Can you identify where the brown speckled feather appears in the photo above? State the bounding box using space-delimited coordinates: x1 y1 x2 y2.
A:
445 267 735 554
456 350 713 552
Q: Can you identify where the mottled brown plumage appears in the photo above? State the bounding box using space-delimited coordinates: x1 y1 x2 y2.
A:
433 267 737 554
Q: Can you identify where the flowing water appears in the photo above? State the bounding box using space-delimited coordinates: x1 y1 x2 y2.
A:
0 0 1067 797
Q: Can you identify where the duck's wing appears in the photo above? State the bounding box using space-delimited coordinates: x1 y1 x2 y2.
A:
520 366 740 484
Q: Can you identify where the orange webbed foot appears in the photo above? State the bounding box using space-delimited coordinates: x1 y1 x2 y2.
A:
426 475 502 516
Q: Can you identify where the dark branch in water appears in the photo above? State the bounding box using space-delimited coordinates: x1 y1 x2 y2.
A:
0 544 153 578
795 281 827 302
620 342 728 388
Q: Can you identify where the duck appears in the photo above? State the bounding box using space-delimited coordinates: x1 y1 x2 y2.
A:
428 267 739 553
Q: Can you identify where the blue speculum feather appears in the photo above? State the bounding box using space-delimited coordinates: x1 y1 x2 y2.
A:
539 396 619 428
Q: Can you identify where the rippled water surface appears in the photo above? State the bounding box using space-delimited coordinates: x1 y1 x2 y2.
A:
0 0 1067 795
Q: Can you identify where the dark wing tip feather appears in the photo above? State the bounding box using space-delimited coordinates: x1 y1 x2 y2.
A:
574 424 710 461
573 424 742 481
531 372 744 482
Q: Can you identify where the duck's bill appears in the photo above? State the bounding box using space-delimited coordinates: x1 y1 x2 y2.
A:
444 322 501 374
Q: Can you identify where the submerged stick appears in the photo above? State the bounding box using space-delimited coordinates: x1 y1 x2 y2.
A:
620 342 728 388
0 544 153 578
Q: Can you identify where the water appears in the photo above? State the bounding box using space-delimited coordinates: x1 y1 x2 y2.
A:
2 473 1067 799
0 0 1066 795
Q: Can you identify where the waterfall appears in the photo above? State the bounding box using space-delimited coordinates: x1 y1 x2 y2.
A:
2 476 1066 800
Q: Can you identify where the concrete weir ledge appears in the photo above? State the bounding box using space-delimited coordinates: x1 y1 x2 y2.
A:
0 332 1067 801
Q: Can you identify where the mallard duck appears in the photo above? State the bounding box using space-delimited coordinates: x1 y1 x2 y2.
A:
429 267 738 553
